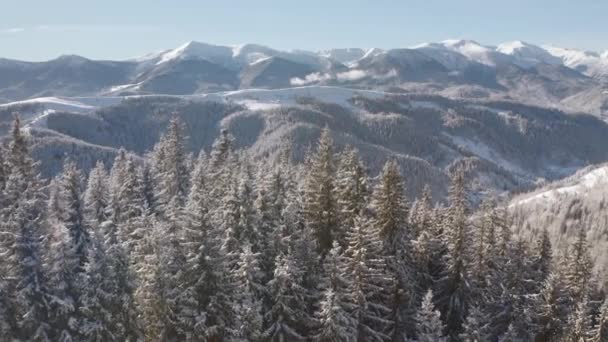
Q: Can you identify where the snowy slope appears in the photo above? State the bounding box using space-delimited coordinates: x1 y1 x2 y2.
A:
544 45 608 79
511 164 608 206
413 39 504 67
496 41 562 68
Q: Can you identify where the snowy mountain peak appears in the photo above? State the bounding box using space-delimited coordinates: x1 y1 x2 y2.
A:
602 50 608 59
496 40 532 54
156 41 233 65
497 40 562 67
418 39 498 66
441 39 486 49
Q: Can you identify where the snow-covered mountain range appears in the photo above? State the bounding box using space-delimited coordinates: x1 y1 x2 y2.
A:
0 39 606 117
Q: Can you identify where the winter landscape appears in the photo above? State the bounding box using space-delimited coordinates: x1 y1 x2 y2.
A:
1 1 608 341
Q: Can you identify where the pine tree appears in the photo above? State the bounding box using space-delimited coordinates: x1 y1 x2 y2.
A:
254 171 280 286
590 298 608 342
533 227 553 286
83 161 109 230
207 129 236 211
335 148 368 248
237 159 259 248
459 305 491 342
46 216 81 340
0 144 6 193
437 167 472 338
151 116 190 212
100 218 143 341
184 154 236 341
233 244 264 341
370 159 415 340
410 184 433 240
0 117 53 340
415 290 446 342
533 273 569 341
563 296 593 342
343 215 393 342
79 230 115 341
303 127 338 254
137 203 195 341
263 252 312 341
314 241 355 342
411 200 447 299
563 227 593 302
470 197 495 287
57 160 88 273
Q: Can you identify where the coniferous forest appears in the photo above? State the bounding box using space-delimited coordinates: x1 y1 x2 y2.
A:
1 115 608 342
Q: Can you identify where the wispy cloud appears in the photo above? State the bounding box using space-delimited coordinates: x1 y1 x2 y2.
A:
0 27 25 34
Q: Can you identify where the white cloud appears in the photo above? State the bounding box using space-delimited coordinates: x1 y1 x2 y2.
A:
290 72 332 86
376 69 398 79
0 28 25 34
336 69 368 81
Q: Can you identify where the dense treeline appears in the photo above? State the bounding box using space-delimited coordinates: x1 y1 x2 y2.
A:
0 115 607 342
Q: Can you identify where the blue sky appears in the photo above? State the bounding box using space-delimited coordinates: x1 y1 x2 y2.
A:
1 0 606 61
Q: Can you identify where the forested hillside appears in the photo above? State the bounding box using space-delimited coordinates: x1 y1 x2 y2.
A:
1 115 606 341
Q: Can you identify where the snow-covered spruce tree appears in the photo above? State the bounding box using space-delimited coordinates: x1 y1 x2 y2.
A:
533 227 553 284
303 127 338 254
233 243 265 341
150 116 190 212
107 150 143 227
0 116 53 340
0 144 6 193
470 197 496 288
137 198 196 341
343 214 393 342
459 305 491 342
46 214 82 341
335 147 369 248
207 129 236 210
415 290 446 342
217 179 242 270
437 167 472 338
57 160 88 273
369 159 415 340
411 197 447 300
46 160 90 340
485 237 537 340
313 241 356 341
98 216 143 339
78 229 115 341
83 161 109 231
563 226 594 303
254 168 281 287
562 295 593 342
236 158 259 249
285 186 323 319
409 184 432 241
263 251 313 341
590 298 608 342
532 273 569 341
139 160 156 210
183 153 237 341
